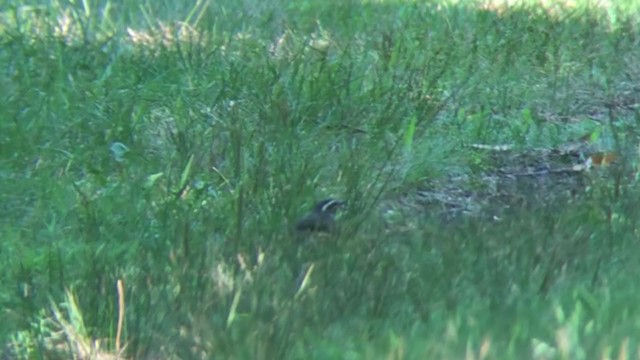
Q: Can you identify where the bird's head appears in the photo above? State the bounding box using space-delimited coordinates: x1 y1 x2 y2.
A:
295 198 345 234
312 198 345 215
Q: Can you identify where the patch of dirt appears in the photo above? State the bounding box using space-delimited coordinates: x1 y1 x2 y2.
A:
383 140 617 225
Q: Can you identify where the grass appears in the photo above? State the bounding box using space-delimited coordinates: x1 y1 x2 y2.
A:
1 0 640 358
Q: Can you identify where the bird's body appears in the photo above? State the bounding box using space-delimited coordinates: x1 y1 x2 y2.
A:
295 198 344 234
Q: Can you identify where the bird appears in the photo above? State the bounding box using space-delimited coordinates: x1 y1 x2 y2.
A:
295 198 345 234
290 198 345 296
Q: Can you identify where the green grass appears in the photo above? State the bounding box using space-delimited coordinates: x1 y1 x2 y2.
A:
2 0 640 358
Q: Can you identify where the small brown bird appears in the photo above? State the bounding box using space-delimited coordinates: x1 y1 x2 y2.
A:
295 198 345 234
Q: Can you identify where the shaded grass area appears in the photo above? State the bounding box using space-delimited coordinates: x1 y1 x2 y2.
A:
1 0 640 358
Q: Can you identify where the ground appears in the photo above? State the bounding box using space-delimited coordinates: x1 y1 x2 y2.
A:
1 0 640 359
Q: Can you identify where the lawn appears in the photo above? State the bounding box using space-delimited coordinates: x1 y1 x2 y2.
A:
1 0 640 358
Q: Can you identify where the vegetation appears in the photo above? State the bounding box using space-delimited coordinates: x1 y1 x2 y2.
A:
1 0 640 358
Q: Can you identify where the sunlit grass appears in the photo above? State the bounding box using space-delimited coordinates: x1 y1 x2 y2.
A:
1 0 640 358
